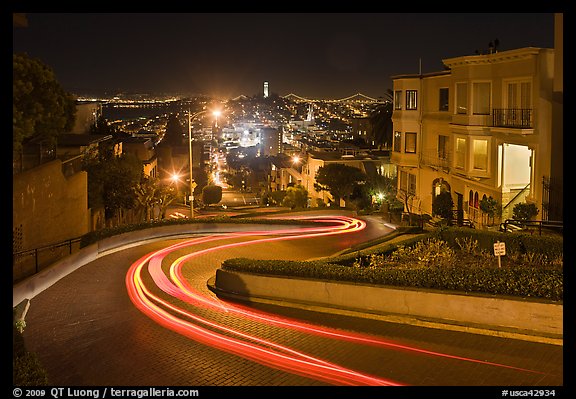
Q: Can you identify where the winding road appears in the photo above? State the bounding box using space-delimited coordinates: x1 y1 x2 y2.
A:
21 212 563 387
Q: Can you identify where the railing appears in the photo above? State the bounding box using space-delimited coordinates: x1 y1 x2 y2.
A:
499 219 563 235
420 149 450 172
420 211 475 229
502 183 531 211
61 154 84 178
13 237 83 284
492 108 533 128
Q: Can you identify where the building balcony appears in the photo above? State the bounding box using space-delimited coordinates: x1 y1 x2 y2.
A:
492 108 533 129
420 149 450 172
390 151 418 168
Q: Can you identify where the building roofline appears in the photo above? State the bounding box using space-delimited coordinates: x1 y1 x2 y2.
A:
392 47 552 81
391 70 451 80
443 47 550 68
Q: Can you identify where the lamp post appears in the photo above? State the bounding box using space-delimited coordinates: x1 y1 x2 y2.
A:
187 108 221 218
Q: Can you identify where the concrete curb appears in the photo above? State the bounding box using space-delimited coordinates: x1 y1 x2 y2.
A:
211 270 563 346
12 222 321 307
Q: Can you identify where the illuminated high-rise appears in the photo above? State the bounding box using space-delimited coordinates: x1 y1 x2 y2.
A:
263 81 269 98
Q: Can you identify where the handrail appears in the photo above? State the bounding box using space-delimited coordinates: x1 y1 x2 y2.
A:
13 237 84 283
502 183 530 210
499 219 563 235
13 236 83 257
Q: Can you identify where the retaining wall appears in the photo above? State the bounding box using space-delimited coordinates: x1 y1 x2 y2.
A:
214 269 563 339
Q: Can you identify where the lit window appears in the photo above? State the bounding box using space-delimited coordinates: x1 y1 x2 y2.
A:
394 91 402 110
406 90 417 110
473 139 488 170
455 137 466 168
405 132 417 153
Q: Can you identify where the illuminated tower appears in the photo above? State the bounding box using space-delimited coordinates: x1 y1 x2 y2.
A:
306 103 314 122
263 81 269 98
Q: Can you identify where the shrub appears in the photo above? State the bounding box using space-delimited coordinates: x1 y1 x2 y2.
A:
513 202 539 221
13 314 49 386
13 352 49 386
222 227 563 301
387 238 455 268
432 191 453 219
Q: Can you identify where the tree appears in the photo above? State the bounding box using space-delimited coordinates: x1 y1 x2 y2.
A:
202 185 223 206
162 113 184 147
369 89 394 149
398 189 417 225
89 115 117 136
267 190 287 206
134 177 178 222
432 191 454 220
134 177 158 222
281 185 308 209
83 152 143 225
366 173 397 207
314 164 366 207
513 202 539 221
156 183 177 220
13 53 77 152
479 196 500 226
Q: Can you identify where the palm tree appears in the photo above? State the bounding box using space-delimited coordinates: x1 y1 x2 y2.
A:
369 89 394 150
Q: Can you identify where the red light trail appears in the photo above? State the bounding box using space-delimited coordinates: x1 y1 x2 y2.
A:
126 215 545 386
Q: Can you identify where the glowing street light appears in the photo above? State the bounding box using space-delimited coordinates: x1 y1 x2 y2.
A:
188 108 221 218
170 173 181 184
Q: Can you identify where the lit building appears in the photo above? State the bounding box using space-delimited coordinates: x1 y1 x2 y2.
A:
263 81 269 98
71 101 102 134
390 17 562 226
301 150 395 207
260 126 282 156
351 117 374 144
121 136 158 178
268 154 302 192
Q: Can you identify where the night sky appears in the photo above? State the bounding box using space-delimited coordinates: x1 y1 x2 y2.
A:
12 13 556 99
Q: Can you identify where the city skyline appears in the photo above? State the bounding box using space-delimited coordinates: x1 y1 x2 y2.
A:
13 13 555 99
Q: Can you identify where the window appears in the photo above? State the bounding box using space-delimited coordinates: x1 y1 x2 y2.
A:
438 135 448 160
506 81 532 109
394 90 402 110
393 131 401 152
473 82 491 115
405 132 417 153
399 171 416 195
456 83 468 114
455 137 466 169
473 139 488 170
439 88 449 111
400 171 407 192
406 90 417 110
408 173 416 195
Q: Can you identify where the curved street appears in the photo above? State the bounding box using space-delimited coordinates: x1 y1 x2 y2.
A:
21 212 562 388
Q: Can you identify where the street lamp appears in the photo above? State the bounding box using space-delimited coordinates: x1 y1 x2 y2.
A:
188 108 221 218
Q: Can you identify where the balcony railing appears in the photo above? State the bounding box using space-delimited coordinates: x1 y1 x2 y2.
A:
492 108 533 129
420 149 450 172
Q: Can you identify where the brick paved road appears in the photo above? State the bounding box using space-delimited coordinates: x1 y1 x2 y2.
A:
21 216 563 391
